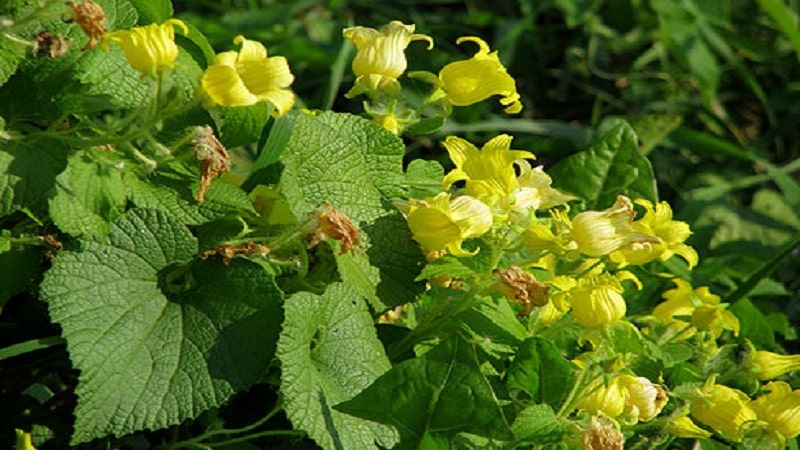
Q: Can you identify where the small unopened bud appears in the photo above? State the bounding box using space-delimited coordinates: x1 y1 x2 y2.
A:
493 265 548 317
308 204 362 255
192 126 230 203
35 31 69 58
64 0 107 50
581 416 623 450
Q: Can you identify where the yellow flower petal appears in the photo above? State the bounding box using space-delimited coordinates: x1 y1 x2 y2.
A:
438 36 522 114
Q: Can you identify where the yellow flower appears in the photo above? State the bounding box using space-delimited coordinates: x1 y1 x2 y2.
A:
691 383 757 442
442 134 534 207
610 200 698 269
438 36 522 113
200 36 295 116
404 193 492 257
15 429 37 450
569 196 659 258
652 279 739 340
623 376 668 423
509 160 575 213
570 273 628 328
750 381 800 438
664 416 712 439
343 21 433 97
750 350 800 381
101 19 188 75
578 375 630 418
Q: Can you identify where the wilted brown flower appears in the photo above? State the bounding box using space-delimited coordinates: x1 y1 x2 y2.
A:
35 31 69 58
199 242 270 265
582 416 623 450
193 125 230 203
64 0 107 50
308 204 362 255
493 265 548 317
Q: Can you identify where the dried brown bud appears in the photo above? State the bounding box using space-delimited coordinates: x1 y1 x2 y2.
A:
308 204 361 255
36 31 70 58
199 242 270 265
493 265 549 317
582 416 623 450
65 0 107 50
193 126 230 203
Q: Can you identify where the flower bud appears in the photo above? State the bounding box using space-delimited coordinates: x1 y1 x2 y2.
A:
664 416 712 439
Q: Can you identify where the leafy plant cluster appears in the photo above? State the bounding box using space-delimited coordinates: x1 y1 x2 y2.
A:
1 0 800 450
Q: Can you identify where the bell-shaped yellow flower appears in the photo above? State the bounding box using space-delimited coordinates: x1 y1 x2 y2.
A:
404 193 492 257
652 279 739 340
438 36 523 113
569 273 628 328
750 350 800 381
101 19 188 75
578 374 630 418
569 196 659 258
623 376 668 423
442 134 534 207
200 36 295 116
610 199 698 269
691 383 757 442
750 381 800 439
343 21 433 97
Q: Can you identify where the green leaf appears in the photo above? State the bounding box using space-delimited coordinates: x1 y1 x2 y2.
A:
49 150 126 239
0 34 27 88
176 20 216 68
217 104 272 149
405 159 445 199
127 0 173 24
277 282 397 450
506 337 578 408
549 118 657 209
757 0 800 62
730 298 776 350
511 404 566 443
0 139 67 218
0 246 41 309
41 208 283 444
126 175 254 226
335 335 513 449
277 111 424 307
458 296 527 356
